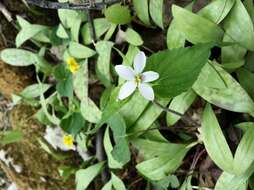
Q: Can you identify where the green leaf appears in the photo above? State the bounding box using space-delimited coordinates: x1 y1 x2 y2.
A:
198 0 236 23
166 20 185 49
119 92 149 128
130 99 169 134
75 162 105 190
136 144 189 181
0 130 23 145
180 176 192 190
233 128 254 175
107 113 130 165
223 0 254 50
172 5 224 43
81 18 111 45
146 43 211 98
149 0 164 28
80 98 101 123
98 87 130 127
69 42 96 59
56 74 73 97
16 16 48 47
104 127 123 169
221 34 247 70
104 4 131 25
132 138 187 160
102 180 112 190
193 62 254 115
200 104 234 173
60 112 85 135
124 28 143 46
133 0 150 25
111 173 126 190
56 24 69 39
73 60 88 100
237 68 254 100
215 170 252 190
1 48 36 66
20 83 51 99
95 41 114 87
166 89 196 126
58 9 84 28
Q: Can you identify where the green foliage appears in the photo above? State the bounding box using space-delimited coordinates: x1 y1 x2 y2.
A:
104 4 131 24
1 48 37 66
6 1 254 189
75 162 105 190
146 43 211 98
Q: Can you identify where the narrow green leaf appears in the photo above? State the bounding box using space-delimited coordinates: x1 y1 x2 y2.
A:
75 162 105 190
111 173 126 190
73 60 88 100
20 83 51 99
198 0 236 23
104 4 131 24
136 146 188 181
166 20 185 49
16 16 48 47
124 28 143 46
56 24 69 39
201 104 234 173
237 68 254 100
172 5 224 43
104 127 123 169
133 0 150 25
149 0 164 28
223 0 254 50
102 180 112 190
166 90 196 126
81 18 111 45
130 99 169 135
69 42 96 59
95 41 114 87
80 98 102 123
193 62 254 115
234 128 254 175
1 48 36 66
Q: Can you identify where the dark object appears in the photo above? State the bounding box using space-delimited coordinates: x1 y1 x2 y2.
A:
26 0 122 10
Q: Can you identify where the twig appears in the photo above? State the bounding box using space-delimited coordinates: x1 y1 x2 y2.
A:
95 127 108 183
0 2 13 22
85 9 97 42
26 0 122 10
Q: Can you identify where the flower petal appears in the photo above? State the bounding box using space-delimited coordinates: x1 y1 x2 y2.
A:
141 71 159 82
138 83 155 101
118 81 137 100
115 65 135 80
134 51 146 74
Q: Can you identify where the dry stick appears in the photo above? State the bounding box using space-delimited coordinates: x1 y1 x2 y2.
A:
95 127 108 183
26 0 121 10
153 100 200 127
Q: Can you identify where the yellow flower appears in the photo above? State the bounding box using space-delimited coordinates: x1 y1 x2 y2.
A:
67 57 80 73
63 135 74 148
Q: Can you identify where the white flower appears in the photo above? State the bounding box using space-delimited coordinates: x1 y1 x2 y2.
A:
7 183 19 190
44 126 76 151
115 51 159 101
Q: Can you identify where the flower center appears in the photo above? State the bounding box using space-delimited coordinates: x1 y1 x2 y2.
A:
135 75 142 84
63 135 74 148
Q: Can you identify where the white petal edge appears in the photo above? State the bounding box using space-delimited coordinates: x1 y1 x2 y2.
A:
134 51 146 74
118 81 137 100
115 65 135 80
141 71 159 82
138 83 154 101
